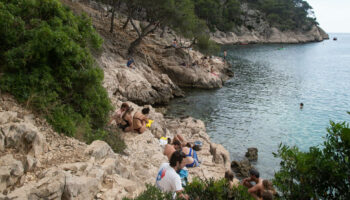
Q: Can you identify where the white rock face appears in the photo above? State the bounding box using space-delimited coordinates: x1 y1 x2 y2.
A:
0 155 24 193
1 91 230 199
84 140 114 160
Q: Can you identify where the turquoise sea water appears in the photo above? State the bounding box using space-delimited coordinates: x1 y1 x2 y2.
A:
166 33 350 179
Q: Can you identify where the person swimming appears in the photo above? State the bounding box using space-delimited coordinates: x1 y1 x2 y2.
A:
300 103 304 109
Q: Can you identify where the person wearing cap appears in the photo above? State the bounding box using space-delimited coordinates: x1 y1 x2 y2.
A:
242 168 264 200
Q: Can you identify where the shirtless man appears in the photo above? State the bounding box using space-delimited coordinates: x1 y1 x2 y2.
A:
163 140 196 167
109 103 133 132
132 107 150 134
242 169 264 200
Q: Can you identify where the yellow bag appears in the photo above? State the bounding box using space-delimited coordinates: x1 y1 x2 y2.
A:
146 120 154 128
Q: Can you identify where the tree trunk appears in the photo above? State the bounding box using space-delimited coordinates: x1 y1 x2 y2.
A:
128 37 143 55
123 17 130 29
160 26 165 38
110 8 115 33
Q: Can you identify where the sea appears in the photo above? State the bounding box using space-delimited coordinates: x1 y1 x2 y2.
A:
166 33 350 179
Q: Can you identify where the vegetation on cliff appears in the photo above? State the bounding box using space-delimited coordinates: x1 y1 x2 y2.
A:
246 0 318 31
0 0 113 143
192 0 318 32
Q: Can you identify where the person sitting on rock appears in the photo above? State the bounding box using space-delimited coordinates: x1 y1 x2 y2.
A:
173 134 186 147
172 140 200 168
172 39 177 48
156 150 189 200
132 107 150 134
242 169 264 200
126 57 135 68
262 180 276 197
225 170 240 188
163 140 181 160
108 102 133 132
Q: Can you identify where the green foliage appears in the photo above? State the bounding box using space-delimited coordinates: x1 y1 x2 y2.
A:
125 178 253 200
248 0 317 31
273 119 350 199
195 35 220 55
0 0 113 140
95 127 126 154
185 178 253 200
122 184 173 200
192 0 242 32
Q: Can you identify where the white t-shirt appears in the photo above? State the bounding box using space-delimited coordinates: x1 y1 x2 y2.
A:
156 163 182 196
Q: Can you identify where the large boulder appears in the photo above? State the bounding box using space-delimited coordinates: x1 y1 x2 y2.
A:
210 143 231 170
84 140 114 160
1 123 45 157
245 147 258 161
231 159 253 178
0 111 17 125
0 155 24 193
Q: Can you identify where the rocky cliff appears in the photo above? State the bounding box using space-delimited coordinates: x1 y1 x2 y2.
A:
63 0 233 106
0 93 230 200
210 3 329 45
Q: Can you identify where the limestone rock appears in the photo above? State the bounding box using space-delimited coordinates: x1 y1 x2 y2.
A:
210 143 231 170
245 147 258 161
2 123 45 157
63 175 100 200
231 159 253 178
0 154 24 193
84 140 114 160
0 111 17 125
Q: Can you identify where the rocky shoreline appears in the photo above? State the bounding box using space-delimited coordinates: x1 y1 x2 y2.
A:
211 25 329 45
0 1 329 199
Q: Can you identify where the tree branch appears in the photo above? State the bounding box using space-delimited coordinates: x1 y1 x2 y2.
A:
129 18 141 38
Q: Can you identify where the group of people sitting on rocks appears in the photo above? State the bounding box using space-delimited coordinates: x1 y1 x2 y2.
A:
109 103 276 199
109 102 150 134
157 144 275 200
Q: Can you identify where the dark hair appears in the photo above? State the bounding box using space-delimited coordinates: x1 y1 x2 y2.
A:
263 180 273 190
249 168 260 178
121 102 129 109
173 140 181 146
142 107 150 114
167 138 172 144
185 143 192 148
225 170 234 181
261 191 274 200
300 103 304 106
169 150 185 167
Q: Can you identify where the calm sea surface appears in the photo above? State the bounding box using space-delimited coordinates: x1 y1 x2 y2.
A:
166 33 350 179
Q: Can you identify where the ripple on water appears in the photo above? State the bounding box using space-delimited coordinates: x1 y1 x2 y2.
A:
167 34 350 179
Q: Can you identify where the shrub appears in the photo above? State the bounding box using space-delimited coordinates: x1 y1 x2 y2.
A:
122 184 173 200
0 0 113 141
125 178 253 200
273 118 350 199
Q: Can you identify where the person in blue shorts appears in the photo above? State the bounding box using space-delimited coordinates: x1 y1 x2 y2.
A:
126 57 135 68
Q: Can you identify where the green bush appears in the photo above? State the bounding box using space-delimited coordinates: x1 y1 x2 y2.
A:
0 0 113 141
273 119 350 199
185 178 253 200
125 178 253 200
122 184 173 200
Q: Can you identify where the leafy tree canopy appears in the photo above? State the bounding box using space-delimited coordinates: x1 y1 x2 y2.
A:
0 0 113 142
